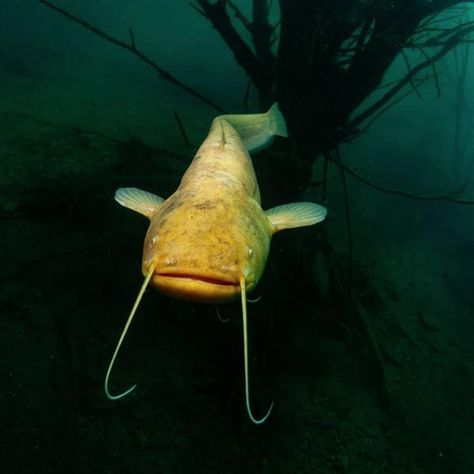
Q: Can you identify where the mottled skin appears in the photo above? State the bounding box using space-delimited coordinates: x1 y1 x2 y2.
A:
142 118 274 303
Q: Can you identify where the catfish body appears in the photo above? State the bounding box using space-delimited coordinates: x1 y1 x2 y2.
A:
142 118 272 303
108 104 327 424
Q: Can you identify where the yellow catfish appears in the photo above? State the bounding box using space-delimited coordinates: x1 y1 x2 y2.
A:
105 104 327 424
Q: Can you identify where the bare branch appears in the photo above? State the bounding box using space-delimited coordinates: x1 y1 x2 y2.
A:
251 0 275 64
414 46 441 97
173 112 194 149
39 0 225 113
193 0 266 93
193 0 276 103
128 27 136 50
188 2 206 18
349 22 474 130
360 88 415 134
400 50 422 99
328 156 474 205
227 0 252 30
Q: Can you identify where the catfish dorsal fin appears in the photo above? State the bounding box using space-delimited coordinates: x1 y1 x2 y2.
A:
216 103 287 153
115 187 164 219
240 276 273 424
104 264 156 400
219 119 227 150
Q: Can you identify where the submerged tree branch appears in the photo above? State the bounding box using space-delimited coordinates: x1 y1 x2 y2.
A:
227 0 252 30
193 0 276 104
328 156 474 204
349 22 474 130
334 149 353 297
38 0 225 113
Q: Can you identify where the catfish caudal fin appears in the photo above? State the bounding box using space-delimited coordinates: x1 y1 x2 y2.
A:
115 187 164 219
219 103 288 153
266 103 288 138
104 265 155 400
266 202 327 232
240 277 273 425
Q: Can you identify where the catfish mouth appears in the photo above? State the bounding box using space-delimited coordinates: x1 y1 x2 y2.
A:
156 272 238 287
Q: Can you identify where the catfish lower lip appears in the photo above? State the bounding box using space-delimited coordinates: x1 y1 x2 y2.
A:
156 272 238 286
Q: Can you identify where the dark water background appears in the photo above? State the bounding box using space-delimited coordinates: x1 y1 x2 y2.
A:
1 1 473 473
